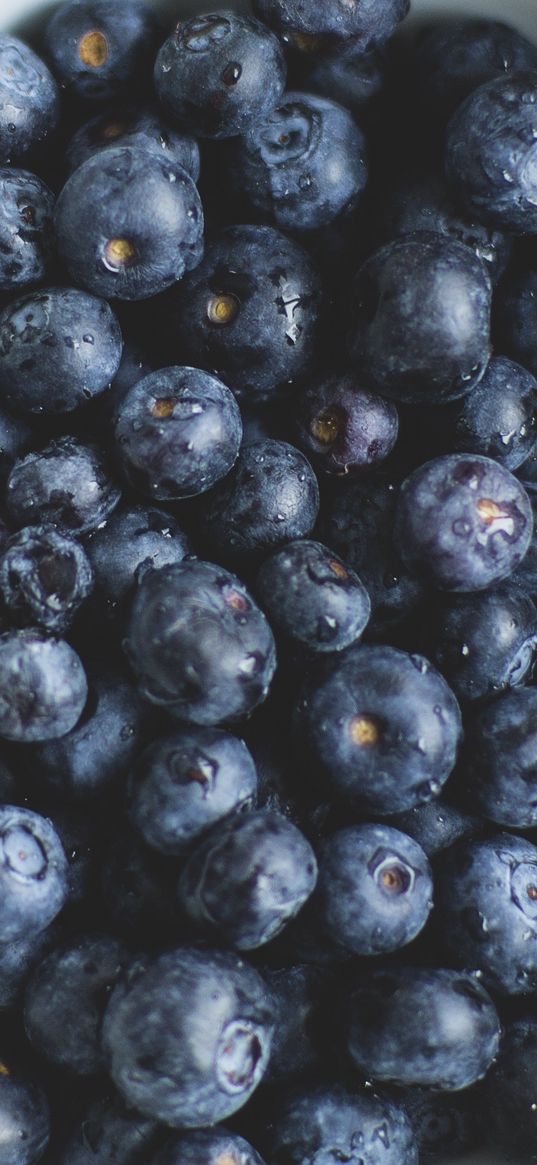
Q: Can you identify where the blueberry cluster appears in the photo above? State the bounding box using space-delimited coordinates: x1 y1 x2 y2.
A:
1 2 537 1163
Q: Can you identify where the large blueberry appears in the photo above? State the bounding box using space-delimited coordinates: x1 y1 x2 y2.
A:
65 104 200 180
85 504 191 612
446 356 537 471
464 688 537 828
6 436 121 536
0 37 60 164
44 0 160 105
253 0 410 53
0 806 68 941
0 168 54 292
294 372 398 476
0 629 87 743
0 524 94 634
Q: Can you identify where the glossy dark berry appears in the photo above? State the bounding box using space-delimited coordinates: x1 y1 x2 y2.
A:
6 436 121 536
394 454 534 592
0 629 87 742
0 1067 50 1165
128 725 257 857
65 103 200 180
0 168 54 292
24 933 129 1075
123 560 276 725
44 0 160 105
0 524 93 633
0 806 68 941
347 967 500 1089
256 539 371 653
59 1094 160 1165
85 504 191 612
198 440 320 563
464 688 537 828
54 146 204 301
294 644 462 814
165 224 323 403
178 809 317 949
114 366 242 500
0 37 60 165
446 355 537 470
154 12 286 139
253 0 410 53
388 798 480 858
0 286 123 415
102 946 274 1126
232 92 368 233
294 372 398 476
445 73 537 234
348 233 492 405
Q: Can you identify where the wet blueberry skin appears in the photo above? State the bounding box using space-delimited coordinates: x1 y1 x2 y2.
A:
0 168 55 292
0 286 123 416
445 72 537 234
426 582 537 703
294 372 399 477
198 439 320 563
0 629 88 743
165 223 323 403
152 1129 267 1165
24 933 129 1076
0 805 68 942
59 1094 160 1165
446 355 537 471
178 808 318 949
102 946 275 1127
435 833 537 995
394 453 534 592
128 724 258 857
114 366 243 501
388 798 480 859
348 232 492 406
232 91 368 233
65 104 200 181
123 559 277 726
253 0 410 53
413 19 537 122
6 435 122 536
155 12 286 140
464 687 537 828
44 0 161 105
0 37 60 165
258 1083 418 1165
347 967 500 1090
302 823 433 957
54 146 204 301
256 539 371 654
294 644 462 815
85 503 191 610
0 1071 50 1165
0 524 94 634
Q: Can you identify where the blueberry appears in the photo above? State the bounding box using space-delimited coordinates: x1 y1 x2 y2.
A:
85 504 190 613
44 0 160 105
6 436 122 536
258 1082 418 1165
0 806 68 941
164 224 323 404
152 1129 267 1165
494 265 537 380
387 799 480 858
178 809 317 949
102 946 274 1126
303 46 387 119
348 233 492 405
445 73 537 234
123 560 276 725
0 629 87 742
256 539 371 654
434 833 537 995
65 103 200 180
0 1066 50 1165
0 925 58 1013
128 725 257 857
24 933 129 1076
294 644 462 814
446 355 537 470
294 373 398 476
347 967 500 1089
232 92 368 232
395 453 534 592
479 1016 537 1160
154 13 286 139
198 440 320 563
464 687 537 828
253 0 410 54
30 669 148 799
114 366 242 500
0 168 54 292
302 823 433 957
0 525 93 634
54 146 204 301
400 1086 479 1163
264 964 329 1082
59 1094 160 1165
0 286 123 415
319 477 427 633
426 582 537 702
0 37 60 165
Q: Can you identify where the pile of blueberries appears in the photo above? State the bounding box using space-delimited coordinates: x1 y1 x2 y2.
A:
4 0 537 1161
